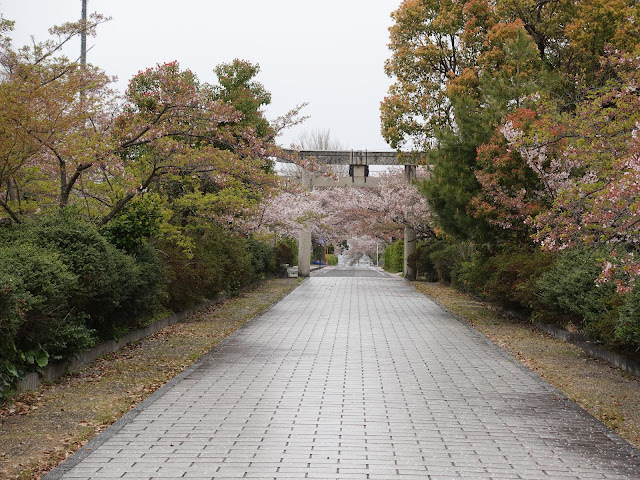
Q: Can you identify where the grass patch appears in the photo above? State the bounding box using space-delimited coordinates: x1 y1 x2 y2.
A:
0 277 301 480
413 281 640 450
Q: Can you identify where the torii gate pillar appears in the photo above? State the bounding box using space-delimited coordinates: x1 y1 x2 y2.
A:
297 170 312 277
298 227 312 277
404 164 417 281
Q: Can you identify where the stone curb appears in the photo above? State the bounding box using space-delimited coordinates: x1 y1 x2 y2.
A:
535 322 640 376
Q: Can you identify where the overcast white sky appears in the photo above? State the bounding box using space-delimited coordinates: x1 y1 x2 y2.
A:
1 0 401 150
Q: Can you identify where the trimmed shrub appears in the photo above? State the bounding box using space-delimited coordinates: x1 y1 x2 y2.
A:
618 284 640 351
197 225 253 295
247 236 276 281
277 236 298 266
122 244 167 327
535 247 621 343
0 213 165 341
384 239 404 273
157 240 206 311
429 243 464 285
0 243 94 361
414 240 439 281
160 223 256 310
327 254 338 266
458 246 555 311
275 241 294 267
0 240 95 398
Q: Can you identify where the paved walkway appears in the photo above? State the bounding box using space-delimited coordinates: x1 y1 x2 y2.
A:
45 267 640 480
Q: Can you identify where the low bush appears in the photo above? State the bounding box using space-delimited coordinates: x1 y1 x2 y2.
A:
2 213 165 340
428 242 472 285
247 236 276 281
618 284 640 351
0 212 167 398
0 243 94 363
160 224 272 310
535 247 622 345
414 240 440 281
384 239 404 273
0 214 164 398
458 246 554 311
275 240 295 266
327 254 338 266
158 240 206 311
420 237 640 353
198 225 253 295
0 211 280 400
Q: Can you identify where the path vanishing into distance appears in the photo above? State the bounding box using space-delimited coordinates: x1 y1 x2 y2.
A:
44 266 640 480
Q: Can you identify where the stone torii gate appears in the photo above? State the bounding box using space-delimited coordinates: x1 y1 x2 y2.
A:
282 150 419 279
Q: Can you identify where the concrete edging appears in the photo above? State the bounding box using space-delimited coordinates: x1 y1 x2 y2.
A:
535 322 640 377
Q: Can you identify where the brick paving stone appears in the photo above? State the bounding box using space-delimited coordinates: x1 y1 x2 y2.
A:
43 267 640 480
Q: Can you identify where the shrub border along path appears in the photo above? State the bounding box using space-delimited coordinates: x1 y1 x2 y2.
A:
0 277 302 480
413 281 640 451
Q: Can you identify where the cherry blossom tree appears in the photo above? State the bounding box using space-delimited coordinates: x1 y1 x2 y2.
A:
312 172 434 242
497 49 640 290
0 12 306 230
246 170 434 256
227 178 323 238
103 61 286 224
0 11 313 230
0 14 114 221
470 107 552 236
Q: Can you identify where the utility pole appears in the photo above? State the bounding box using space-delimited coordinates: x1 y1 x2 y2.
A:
81 0 87 66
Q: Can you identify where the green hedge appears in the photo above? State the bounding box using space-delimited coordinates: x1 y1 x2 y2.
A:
0 213 279 400
0 213 166 398
437 240 640 353
0 214 166 339
534 247 626 349
426 241 474 286
412 240 438 281
275 239 295 267
384 239 404 273
248 236 276 281
0 243 90 361
160 225 278 311
618 284 640 350
458 246 554 311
